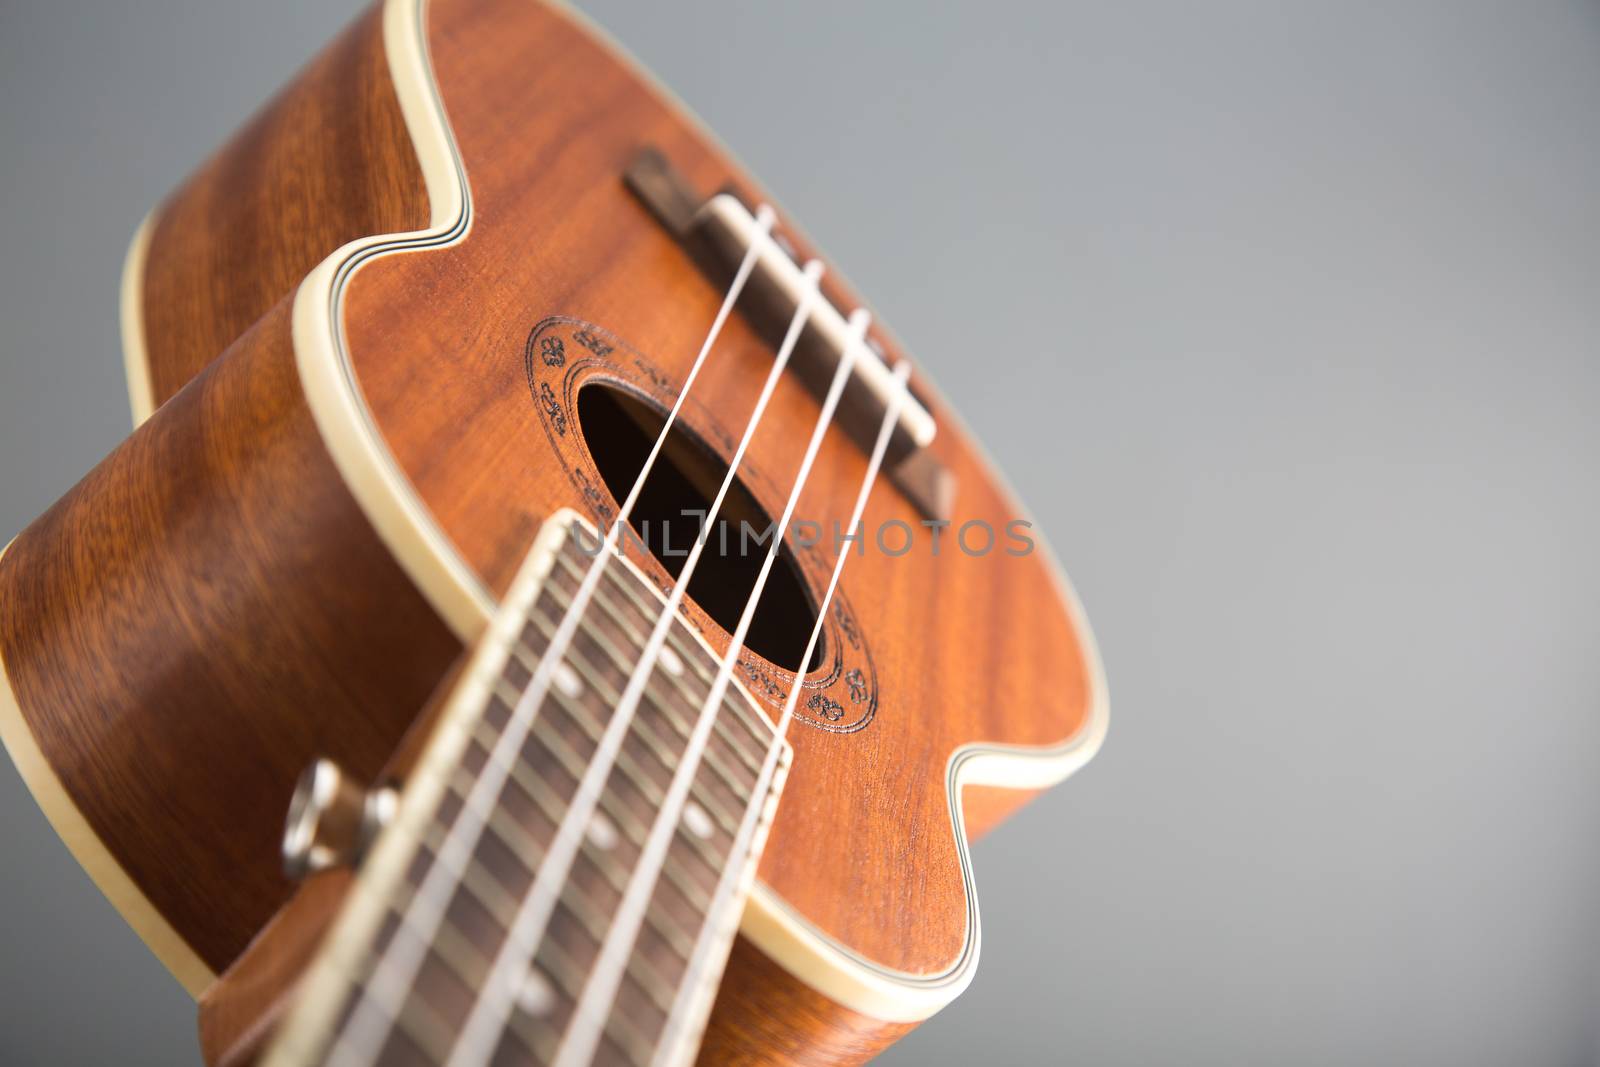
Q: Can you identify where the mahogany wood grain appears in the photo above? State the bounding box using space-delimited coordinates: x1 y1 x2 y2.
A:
140 5 429 405
0 298 460 970
196 909 914 1067
200 872 354 1067
0 0 1099 1062
197 656 471 1067
694 935 917 1066
341 0 1095 977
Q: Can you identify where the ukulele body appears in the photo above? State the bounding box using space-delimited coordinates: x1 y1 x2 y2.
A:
0 1 1106 1062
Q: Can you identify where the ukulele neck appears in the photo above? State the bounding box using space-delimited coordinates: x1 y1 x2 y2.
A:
267 510 791 1067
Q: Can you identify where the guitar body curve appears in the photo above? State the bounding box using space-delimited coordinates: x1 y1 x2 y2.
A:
0 1 1105 1062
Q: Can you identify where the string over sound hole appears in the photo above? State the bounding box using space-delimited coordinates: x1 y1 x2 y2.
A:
576 383 823 674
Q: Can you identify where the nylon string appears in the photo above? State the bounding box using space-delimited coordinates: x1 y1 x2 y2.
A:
551 309 893 1067
328 205 777 1067
442 261 836 1063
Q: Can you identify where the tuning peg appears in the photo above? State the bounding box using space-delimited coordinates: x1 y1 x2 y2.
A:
281 758 398 880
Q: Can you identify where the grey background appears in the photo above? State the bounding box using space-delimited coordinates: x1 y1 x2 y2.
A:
2 0 1597 1063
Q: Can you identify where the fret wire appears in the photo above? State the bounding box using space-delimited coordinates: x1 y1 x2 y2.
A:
349 905 498 1061
547 543 777 758
411 819 677 1062
463 712 709 966
334 527 790 1067
524 680 734 871
530 646 745 843
508 672 740 884
327 210 784 1067
647 745 786 1066
463 728 564 838
422 822 524 929
454 773 649 957
450 758 549 865
524 693 735 877
531 938 587 1009
506 1012 559 1066
431 913 494 991
631 904 695 967
530 580 769 779
495 673 670 813
330 523 790 1067
509 659 684 801
417 817 688 1023
519 600 763 792
579 848 700 961
525 267 827 1064
407 909 565 1063
548 550 711 684
612 957 680 1019
547 304 856 1067
454 735 566 848
501 578 773 1028
388 981 458 1064
532 935 663 1064
461 719 646 897
497 952 647 1067
349 680 763 1067
514 617 759 815
600 1024 654 1067
597 707 686 790
553 659 789 1067
475 695 603 825
567 556 780 758
474 701 657 867
436 920 568 1063
554 909 683 1022
630 716 742 844
549 897 686 1020
538 569 774 766
349 902 571 1067
545 556 779 755
653 854 713 913
621 711 742 839
333 758 761 1065
506 695 605 789
553 697 764 1062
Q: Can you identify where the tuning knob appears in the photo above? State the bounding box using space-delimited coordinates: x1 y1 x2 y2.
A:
282 758 398 879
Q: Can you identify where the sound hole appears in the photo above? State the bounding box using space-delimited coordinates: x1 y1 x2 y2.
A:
576 383 823 674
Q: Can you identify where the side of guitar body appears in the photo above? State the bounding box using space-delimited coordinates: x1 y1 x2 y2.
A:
0 1 1107 1063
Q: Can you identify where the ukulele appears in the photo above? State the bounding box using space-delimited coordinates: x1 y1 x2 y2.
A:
0 1 1106 1064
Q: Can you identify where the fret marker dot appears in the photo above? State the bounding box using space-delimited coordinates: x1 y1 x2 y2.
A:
683 802 714 840
516 966 554 1017
553 661 583 700
659 645 685 677
588 813 619 851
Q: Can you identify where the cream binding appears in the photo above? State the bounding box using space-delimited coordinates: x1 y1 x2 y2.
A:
75 0 1111 1025
263 507 790 1065
0 539 215 995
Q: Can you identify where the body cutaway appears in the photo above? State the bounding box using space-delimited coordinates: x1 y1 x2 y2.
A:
0 0 1106 1062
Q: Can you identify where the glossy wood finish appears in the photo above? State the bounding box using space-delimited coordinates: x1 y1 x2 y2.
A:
140 5 429 406
695 936 917 1066
0 0 1100 1061
200 872 355 1067
190 622 894 1067
0 1 449 976
196 906 911 1067
198 656 470 1067
0 298 460 970
342 0 1094 978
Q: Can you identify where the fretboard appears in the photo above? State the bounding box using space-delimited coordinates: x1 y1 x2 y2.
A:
266 511 790 1067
